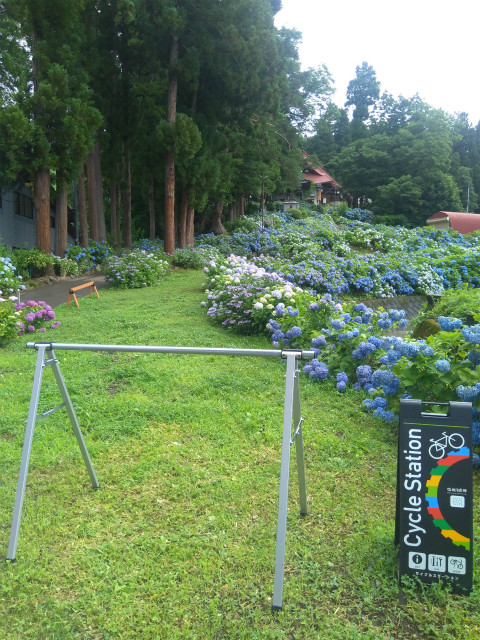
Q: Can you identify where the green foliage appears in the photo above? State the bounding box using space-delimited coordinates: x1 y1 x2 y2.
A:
286 206 310 219
223 216 260 233
431 287 480 321
53 257 80 277
11 248 56 278
0 298 20 346
103 250 170 288
411 318 441 339
345 61 381 123
172 246 205 269
411 287 480 335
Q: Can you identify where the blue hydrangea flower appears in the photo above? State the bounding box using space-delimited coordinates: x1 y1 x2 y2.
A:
311 335 326 348
397 342 421 358
461 325 480 345
377 314 393 329
285 326 302 339
372 369 401 396
356 365 373 385
372 407 398 423
421 346 435 357
472 420 480 446
336 372 348 384
435 359 451 373
456 385 480 403
438 316 463 332
354 303 367 313
389 309 406 322
363 396 388 410
336 381 347 392
468 349 480 366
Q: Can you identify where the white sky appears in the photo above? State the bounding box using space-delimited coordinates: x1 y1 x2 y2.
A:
275 0 480 126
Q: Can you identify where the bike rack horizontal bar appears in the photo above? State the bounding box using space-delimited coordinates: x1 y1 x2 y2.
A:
26 342 315 360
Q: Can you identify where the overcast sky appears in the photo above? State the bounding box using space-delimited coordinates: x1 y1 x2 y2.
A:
275 0 480 125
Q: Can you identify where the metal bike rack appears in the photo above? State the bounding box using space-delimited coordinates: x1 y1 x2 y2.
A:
6 341 315 610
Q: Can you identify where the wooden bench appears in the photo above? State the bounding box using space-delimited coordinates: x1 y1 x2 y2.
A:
67 281 99 308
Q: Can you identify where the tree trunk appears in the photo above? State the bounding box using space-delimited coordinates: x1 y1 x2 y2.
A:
186 206 195 246
239 194 245 217
93 140 106 241
34 167 51 253
212 200 227 235
86 148 99 241
54 178 68 257
229 202 236 223
110 182 118 244
179 185 189 248
122 145 132 250
149 179 155 241
78 164 89 248
163 33 178 255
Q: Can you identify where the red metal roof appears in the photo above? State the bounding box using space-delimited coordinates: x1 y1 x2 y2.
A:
426 211 480 234
302 151 342 189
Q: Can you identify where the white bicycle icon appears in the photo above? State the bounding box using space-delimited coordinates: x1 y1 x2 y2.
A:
428 431 465 460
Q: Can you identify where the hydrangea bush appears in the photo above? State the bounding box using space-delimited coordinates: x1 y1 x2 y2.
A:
103 250 170 288
196 210 480 298
201 251 480 463
14 299 60 336
65 241 110 272
0 256 24 294
0 297 22 345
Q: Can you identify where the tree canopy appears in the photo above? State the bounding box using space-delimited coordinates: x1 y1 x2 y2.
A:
1 0 333 251
1 11 480 249
305 63 480 226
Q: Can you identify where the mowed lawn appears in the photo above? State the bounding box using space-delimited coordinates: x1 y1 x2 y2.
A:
1 269 479 640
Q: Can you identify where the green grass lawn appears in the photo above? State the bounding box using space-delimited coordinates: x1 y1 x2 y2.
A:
1 269 479 639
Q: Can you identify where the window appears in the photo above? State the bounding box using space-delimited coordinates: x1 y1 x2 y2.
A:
15 192 34 219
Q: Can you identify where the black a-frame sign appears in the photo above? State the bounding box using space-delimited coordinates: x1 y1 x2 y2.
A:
396 400 473 593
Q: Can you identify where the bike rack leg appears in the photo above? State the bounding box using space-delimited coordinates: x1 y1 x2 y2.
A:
272 352 306 610
6 346 99 561
7 346 48 561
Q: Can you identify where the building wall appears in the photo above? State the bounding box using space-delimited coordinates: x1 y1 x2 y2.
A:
0 186 36 249
0 185 75 252
427 219 450 231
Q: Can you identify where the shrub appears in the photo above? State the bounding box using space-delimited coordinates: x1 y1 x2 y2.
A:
65 241 110 272
14 299 60 336
53 257 80 277
172 247 205 269
427 287 479 323
11 248 56 278
103 250 170 288
223 216 260 234
0 298 22 346
0 256 24 293
287 207 310 219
